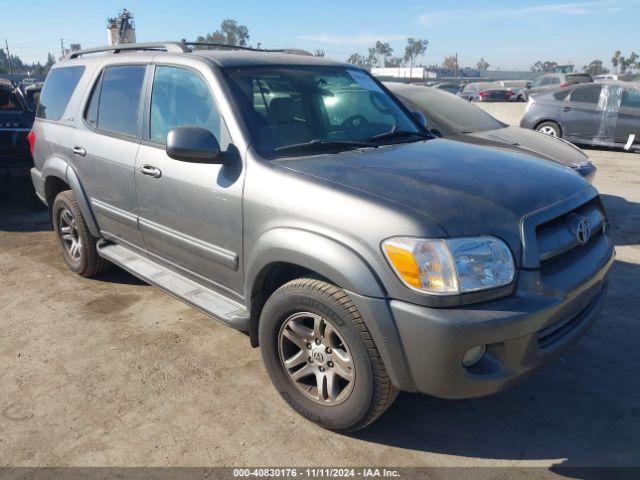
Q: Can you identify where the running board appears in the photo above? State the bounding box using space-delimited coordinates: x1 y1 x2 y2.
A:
97 241 250 331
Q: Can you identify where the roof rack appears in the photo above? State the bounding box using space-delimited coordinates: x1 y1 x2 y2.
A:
68 41 315 59
68 42 189 58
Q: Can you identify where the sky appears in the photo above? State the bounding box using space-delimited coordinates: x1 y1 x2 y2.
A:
2 0 639 71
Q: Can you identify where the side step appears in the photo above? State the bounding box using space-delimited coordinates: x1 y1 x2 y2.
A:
97 241 250 331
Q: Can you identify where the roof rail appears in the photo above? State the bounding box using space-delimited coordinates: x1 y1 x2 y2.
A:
181 42 260 52
68 42 189 59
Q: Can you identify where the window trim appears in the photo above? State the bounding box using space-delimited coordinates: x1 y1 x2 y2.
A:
142 63 229 149
81 63 149 142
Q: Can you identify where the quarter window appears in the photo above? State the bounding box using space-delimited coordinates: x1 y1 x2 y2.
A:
621 89 640 109
85 65 146 137
37 66 85 120
150 66 222 143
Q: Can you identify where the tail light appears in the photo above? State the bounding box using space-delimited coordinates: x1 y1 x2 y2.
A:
478 91 488 97
560 83 569 88
27 130 36 157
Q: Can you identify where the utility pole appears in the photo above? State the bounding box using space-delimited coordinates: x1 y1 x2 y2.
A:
4 39 12 74
60 38 65 59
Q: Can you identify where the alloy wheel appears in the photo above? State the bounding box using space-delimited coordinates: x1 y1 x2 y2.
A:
58 207 83 260
278 312 355 405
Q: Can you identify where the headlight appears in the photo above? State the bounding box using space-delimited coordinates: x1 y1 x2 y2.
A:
382 236 515 295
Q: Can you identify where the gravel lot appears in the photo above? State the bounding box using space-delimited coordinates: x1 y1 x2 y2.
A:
1 149 639 470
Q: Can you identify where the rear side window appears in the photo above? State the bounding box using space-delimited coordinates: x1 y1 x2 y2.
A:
85 65 146 137
566 74 592 85
37 66 85 120
570 85 602 104
0 89 23 111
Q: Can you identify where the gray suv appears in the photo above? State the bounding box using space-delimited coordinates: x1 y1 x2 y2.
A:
30 42 614 431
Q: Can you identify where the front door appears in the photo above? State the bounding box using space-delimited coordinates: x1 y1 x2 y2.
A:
134 64 244 298
560 84 603 142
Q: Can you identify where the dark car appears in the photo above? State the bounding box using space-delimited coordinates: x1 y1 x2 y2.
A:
457 82 514 102
520 81 640 151
385 82 596 181
517 73 593 102
0 79 35 178
432 82 461 94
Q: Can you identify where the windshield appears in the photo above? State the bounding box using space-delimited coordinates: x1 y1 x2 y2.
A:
222 66 424 158
391 86 505 134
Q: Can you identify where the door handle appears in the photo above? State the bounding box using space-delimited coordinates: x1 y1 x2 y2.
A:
72 146 86 156
563 106 572 112
140 164 162 178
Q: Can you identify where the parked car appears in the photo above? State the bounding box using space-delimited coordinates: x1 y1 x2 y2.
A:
594 74 618 82
458 82 514 102
30 42 614 432
517 73 593 102
385 82 596 181
521 81 640 151
431 82 461 94
494 80 531 95
0 79 35 178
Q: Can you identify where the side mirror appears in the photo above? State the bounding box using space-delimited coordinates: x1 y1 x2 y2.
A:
412 111 428 128
166 126 222 163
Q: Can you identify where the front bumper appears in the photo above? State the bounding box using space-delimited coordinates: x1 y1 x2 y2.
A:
387 250 614 399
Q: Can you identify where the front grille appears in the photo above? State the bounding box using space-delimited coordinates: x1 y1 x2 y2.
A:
535 197 605 264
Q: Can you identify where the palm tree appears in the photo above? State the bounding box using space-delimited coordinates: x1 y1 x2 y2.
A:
612 50 622 73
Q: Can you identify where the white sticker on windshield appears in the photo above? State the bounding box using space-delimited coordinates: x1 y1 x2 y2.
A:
347 69 383 93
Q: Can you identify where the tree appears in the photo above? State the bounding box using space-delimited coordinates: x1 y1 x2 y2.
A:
612 50 622 73
367 41 394 67
531 60 558 72
582 59 609 76
386 56 404 67
196 19 250 47
346 53 366 67
442 55 459 70
477 57 490 71
403 38 429 70
313 49 325 58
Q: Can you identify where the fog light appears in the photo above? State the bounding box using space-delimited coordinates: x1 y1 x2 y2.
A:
462 345 486 367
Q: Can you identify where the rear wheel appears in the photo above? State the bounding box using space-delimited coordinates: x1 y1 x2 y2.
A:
536 121 562 138
52 190 110 277
259 278 398 431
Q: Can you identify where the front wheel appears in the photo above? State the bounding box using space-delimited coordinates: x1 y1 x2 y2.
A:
259 278 398 431
536 121 562 138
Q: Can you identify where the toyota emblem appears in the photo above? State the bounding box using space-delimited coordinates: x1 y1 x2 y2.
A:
576 218 591 245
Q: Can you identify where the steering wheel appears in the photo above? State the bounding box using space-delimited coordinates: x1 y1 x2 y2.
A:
341 114 369 130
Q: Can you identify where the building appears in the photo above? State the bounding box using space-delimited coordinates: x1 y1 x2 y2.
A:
107 9 136 45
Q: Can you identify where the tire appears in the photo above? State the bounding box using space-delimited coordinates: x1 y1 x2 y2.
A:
535 121 562 138
259 278 398 432
52 190 110 277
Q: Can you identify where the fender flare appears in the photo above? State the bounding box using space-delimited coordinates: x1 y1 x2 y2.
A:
245 227 415 391
245 227 386 301
42 158 101 237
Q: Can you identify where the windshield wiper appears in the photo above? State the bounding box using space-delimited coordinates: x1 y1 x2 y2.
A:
275 139 376 154
368 128 431 142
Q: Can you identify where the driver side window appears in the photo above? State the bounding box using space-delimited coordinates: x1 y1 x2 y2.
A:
150 66 225 145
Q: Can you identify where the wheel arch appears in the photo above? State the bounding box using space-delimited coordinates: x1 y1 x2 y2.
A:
42 157 100 237
245 228 387 347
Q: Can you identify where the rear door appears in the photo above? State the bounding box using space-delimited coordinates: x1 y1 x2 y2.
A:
614 88 640 147
560 84 604 142
71 63 148 247
134 63 244 297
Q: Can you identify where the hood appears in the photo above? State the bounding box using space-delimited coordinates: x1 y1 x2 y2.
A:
460 126 588 167
275 138 591 262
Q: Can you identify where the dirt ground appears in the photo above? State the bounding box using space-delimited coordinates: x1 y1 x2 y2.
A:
1 149 639 470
